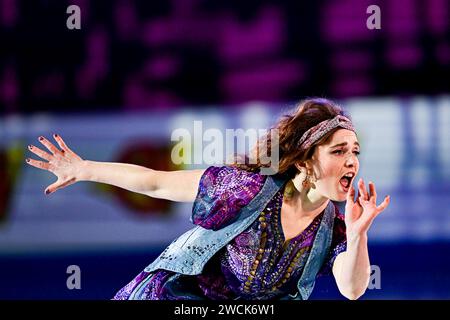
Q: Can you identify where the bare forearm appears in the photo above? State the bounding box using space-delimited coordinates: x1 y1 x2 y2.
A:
335 233 371 299
78 160 155 195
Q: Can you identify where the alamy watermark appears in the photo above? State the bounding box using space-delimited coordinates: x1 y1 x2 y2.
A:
66 5 81 30
66 264 81 290
368 264 381 289
171 121 280 175
366 5 381 30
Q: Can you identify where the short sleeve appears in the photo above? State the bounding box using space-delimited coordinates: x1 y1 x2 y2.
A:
191 166 266 230
317 208 347 277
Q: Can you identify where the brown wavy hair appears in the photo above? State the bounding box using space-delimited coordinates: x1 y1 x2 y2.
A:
229 97 352 179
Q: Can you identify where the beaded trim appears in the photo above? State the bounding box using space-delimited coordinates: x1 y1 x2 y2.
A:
242 191 323 295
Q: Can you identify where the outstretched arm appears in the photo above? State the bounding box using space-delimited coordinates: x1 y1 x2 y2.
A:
26 134 205 202
80 161 205 202
332 178 390 300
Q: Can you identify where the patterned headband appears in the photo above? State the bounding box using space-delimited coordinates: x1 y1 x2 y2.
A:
297 115 355 150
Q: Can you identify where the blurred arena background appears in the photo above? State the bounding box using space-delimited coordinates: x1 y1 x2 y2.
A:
0 0 449 299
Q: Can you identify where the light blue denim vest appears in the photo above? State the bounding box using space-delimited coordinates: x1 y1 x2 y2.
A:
144 174 335 300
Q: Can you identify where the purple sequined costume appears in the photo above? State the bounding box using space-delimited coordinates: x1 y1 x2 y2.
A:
113 166 347 300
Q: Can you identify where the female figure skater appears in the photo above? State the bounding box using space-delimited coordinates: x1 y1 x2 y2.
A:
25 98 390 300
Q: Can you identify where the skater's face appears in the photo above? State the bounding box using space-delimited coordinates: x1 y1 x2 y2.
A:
305 129 360 202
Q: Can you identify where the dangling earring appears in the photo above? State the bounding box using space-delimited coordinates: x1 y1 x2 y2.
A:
302 174 309 188
305 169 316 189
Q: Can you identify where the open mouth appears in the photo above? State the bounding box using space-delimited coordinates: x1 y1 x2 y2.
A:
339 172 355 192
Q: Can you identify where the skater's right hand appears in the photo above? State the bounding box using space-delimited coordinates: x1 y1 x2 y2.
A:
25 134 85 195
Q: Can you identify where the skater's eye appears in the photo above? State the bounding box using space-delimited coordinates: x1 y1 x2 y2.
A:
332 149 360 156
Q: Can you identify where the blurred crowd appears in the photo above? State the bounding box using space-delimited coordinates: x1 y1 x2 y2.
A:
0 0 449 114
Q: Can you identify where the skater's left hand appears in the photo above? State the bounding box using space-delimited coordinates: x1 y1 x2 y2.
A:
344 178 390 239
